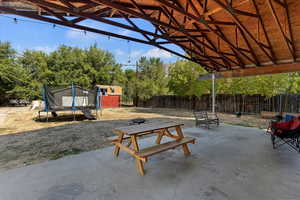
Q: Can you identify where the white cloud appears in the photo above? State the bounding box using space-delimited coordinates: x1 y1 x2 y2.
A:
144 48 173 59
32 46 56 53
114 49 141 57
118 29 132 36
15 44 23 52
78 20 97 27
115 49 124 56
130 50 143 58
66 28 98 41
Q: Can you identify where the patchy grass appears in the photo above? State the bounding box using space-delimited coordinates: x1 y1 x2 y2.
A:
50 148 84 160
0 128 8 132
224 122 257 128
0 106 269 172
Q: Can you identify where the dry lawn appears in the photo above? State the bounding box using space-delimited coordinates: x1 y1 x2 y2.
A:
0 106 269 172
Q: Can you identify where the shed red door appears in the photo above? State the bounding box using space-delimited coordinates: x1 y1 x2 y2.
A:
101 96 120 108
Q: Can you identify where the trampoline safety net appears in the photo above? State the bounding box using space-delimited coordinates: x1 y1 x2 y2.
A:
42 85 100 112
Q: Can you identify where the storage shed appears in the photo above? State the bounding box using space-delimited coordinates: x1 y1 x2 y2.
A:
96 85 122 108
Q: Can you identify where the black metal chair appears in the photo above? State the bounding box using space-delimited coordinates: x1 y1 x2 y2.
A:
193 110 219 129
270 121 300 152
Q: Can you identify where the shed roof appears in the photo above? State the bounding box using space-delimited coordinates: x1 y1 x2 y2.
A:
96 85 122 95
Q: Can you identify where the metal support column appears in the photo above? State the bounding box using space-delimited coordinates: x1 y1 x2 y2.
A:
212 72 216 114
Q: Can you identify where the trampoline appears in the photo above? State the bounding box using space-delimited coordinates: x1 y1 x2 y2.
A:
39 85 101 121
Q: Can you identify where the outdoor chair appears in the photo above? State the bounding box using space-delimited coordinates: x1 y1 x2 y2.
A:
193 110 219 129
269 117 300 152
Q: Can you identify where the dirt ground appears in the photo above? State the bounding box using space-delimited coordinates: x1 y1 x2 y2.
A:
0 106 269 172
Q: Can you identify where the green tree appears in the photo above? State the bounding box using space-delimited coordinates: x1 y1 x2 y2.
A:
136 57 169 100
18 50 52 99
47 45 91 87
85 44 125 86
122 69 136 102
0 42 15 60
0 42 33 102
168 60 210 96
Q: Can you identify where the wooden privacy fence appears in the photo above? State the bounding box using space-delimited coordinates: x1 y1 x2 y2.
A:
138 94 300 114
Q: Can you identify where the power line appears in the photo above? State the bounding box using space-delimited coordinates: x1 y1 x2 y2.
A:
0 15 159 64
0 15 83 33
0 15 136 51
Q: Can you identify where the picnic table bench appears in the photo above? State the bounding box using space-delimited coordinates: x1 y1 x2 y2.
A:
112 122 196 175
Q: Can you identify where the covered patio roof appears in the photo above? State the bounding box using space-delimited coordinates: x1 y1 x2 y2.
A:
1 0 300 77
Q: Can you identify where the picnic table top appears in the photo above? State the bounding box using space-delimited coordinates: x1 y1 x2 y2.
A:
113 121 184 136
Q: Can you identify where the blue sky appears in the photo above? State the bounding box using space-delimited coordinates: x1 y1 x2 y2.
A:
0 15 183 69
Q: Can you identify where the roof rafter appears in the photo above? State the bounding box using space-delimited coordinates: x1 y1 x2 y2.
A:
0 5 200 67
193 0 246 68
22 0 169 41
1 0 299 75
178 0 234 68
267 0 296 61
155 0 257 65
211 0 274 64
250 0 276 63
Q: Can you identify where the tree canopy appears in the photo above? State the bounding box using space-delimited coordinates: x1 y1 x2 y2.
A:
0 42 126 104
136 57 169 100
168 59 210 97
1 41 300 105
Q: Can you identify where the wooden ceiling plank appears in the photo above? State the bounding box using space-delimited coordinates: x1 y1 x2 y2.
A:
237 26 260 65
212 0 273 63
160 4 227 69
1 0 299 76
273 0 286 7
39 5 68 22
127 0 212 70
20 7 198 66
187 0 239 68
267 0 296 61
77 2 98 12
155 0 256 65
251 0 276 63
71 7 111 24
213 62 300 78
193 23 235 68
232 9 258 18
0 6 153 45
24 0 211 68
203 0 250 18
183 0 189 24
196 0 246 68
283 0 296 61
121 12 199 67
127 0 207 69
58 0 75 9
188 0 245 67
22 0 172 42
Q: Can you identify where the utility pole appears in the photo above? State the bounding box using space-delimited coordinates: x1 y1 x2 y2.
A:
135 62 139 107
121 62 138 106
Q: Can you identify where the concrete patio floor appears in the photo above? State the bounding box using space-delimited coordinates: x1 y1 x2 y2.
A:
0 124 300 200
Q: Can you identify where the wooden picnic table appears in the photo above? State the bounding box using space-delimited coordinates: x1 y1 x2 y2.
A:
112 122 196 175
